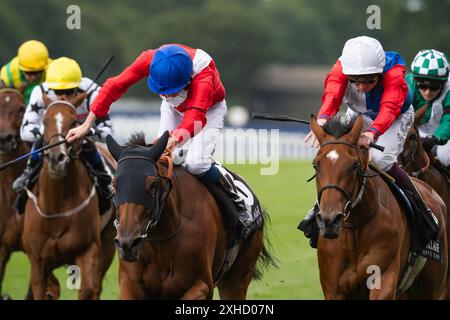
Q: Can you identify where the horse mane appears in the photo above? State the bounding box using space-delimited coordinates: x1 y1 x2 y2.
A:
321 114 355 138
126 132 148 146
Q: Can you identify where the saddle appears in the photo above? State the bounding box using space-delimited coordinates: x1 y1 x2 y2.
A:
369 163 442 261
202 167 264 248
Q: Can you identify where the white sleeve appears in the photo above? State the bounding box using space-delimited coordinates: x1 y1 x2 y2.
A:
20 86 45 143
91 115 114 142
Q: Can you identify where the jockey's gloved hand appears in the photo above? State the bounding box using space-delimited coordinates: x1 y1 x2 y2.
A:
421 136 440 152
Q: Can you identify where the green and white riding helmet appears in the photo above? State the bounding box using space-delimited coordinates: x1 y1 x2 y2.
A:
411 49 449 81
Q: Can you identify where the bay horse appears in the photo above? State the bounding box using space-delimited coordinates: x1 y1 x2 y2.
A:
106 131 276 299
22 94 116 299
311 114 448 299
0 88 28 299
398 106 450 298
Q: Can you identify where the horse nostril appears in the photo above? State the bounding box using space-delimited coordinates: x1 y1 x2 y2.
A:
131 237 143 249
113 238 121 249
57 153 66 163
5 134 13 142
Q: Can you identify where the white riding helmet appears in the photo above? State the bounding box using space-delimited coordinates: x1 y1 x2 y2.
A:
340 36 386 75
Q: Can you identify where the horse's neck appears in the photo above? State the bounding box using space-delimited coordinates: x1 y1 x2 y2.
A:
0 141 29 183
151 168 182 240
346 175 379 227
413 147 429 172
38 160 91 212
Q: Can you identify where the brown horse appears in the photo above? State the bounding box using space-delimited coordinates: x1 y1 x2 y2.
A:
0 89 28 299
22 95 116 299
398 106 450 298
311 114 448 299
106 132 275 299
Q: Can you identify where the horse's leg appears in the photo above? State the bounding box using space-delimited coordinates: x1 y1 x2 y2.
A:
217 230 264 300
180 280 212 300
119 276 146 300
0 246 12 299
29 257 49 300
46 272 60 299
98 211 116 285
75 243 101 300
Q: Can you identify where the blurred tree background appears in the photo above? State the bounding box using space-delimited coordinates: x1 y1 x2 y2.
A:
0 0 449 118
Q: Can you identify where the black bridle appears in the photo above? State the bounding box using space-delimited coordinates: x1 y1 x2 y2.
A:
314 141 369 219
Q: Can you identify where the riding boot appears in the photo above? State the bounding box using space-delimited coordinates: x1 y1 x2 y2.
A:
199 164 258 239
12 139 43 214
80 140 114 215
297 202 320 249
387 163 439 250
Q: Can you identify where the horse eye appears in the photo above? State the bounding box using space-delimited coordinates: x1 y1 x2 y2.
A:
312 161 319 171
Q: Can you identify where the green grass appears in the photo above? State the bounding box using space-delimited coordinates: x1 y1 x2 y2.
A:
3 160 323 299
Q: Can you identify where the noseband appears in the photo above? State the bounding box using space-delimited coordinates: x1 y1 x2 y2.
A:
316 141 368 219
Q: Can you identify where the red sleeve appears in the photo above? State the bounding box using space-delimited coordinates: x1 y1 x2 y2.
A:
318 60 348 119
171 67 214 143
367 65 408 137
90 50 152 118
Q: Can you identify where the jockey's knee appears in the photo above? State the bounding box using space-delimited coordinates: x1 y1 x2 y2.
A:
371 154 396 172
185 161 212 176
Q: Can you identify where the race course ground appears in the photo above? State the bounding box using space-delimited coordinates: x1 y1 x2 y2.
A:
3 160 324 299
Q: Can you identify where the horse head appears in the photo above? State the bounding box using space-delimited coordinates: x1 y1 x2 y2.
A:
398 106 428 174
311 114 369 239
0 89 25 154
42 93 85 177
106 131 171 262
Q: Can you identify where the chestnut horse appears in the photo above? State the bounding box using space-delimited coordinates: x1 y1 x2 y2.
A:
398 106 450 298
106 132 275 299
22 95 116 299
0 89 28 299
311 114 448 299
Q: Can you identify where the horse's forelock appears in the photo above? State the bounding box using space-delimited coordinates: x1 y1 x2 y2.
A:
127 132 147 147
322 115 355 139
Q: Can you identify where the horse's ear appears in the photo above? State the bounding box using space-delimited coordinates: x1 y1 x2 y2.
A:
69 92 87 108
310 114 326 142
414 106 427 127
349 115 363 144
148 131 169 162
106 134 123 161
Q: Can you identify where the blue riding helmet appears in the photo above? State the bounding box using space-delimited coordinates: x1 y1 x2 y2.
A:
147 45 193 95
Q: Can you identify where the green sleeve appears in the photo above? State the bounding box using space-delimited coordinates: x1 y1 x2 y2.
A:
433 90 450 142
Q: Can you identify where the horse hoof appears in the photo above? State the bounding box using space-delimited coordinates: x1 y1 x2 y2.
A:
1 294 12 300
46 292 55 300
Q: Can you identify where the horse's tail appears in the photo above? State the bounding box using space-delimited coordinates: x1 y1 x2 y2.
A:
253 206 278 280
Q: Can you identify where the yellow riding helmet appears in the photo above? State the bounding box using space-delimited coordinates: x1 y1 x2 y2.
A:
46 57 82 90
18 40 49 72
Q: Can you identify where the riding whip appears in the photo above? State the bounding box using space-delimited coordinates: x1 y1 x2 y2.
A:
0 140 67 171
251 112 385 152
